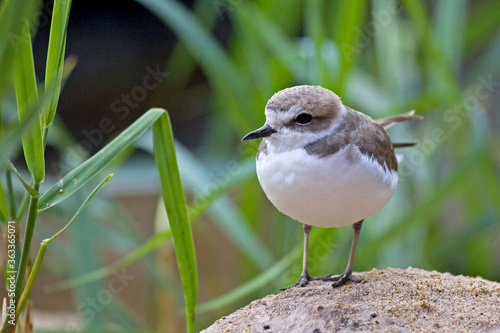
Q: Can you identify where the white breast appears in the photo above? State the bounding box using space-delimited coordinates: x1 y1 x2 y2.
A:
256 146 398 228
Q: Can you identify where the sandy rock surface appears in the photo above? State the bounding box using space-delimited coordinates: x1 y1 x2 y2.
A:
202 267 500 332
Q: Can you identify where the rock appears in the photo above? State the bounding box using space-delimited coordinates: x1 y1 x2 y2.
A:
202 267 500 332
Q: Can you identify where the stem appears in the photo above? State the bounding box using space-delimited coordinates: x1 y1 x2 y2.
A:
42 126 49 151
6 171 16 220
16 240 48 318
15 192 30 221
9 183 40 325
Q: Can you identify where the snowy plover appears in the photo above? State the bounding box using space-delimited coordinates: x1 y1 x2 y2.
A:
242 85 422 288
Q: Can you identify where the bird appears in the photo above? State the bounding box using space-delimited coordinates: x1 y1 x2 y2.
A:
242 85 422 289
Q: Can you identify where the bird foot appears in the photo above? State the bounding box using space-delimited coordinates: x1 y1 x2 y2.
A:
303 272 361 287
281 272 361 290
330 272 360 288
281 273 312 290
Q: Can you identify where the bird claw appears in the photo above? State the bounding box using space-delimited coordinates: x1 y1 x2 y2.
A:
281 274 311 290
331 272 360 288
281 272 361 290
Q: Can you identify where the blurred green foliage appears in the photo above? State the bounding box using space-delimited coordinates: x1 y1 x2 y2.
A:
141 0 500 330
1 0 500 332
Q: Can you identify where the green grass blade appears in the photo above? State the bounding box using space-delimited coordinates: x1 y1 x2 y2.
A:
233 2 303 81
175 143 274 269
164 0 219 90
17 174 112 316
44 228 172 293
334 0 369 91
38 108 165 211
43 0 72 128
43 159 256 293
0 176 8 222
153 112 197 333
48 174 113 242
0 0 39 96
464 0 500 55
0 57 75 161
186 158 256 221
13 23 45 184
1 160 38 197
305 0 328 85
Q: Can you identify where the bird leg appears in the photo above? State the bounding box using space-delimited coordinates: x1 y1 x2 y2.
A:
281 224 313 290
330 220 363 287
307 220 363 287
282 220 364 290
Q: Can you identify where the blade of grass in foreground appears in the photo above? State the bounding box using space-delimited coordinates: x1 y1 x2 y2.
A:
44 158 256 293
37 108 166 211
0 175 8 222
43 0 72 129
0 57 75 161
1 160 38 197
16 174 113 318
153 112 197 333
13 23 45 184
0 0 39 95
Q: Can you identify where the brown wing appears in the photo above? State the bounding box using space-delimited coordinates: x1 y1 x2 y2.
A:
305 107 397 171
347 108 398 171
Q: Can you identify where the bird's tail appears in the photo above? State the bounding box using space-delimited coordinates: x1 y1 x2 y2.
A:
376 110 423 129
393 142 417 148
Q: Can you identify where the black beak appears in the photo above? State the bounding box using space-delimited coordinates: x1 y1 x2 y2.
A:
241 124 276 141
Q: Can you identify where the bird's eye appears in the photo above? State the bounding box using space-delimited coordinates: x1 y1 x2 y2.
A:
295 113 312 125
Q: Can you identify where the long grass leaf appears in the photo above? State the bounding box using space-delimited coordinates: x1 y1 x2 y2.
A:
233 3 303 81
1 160 38 197
48 174 113 242
17 174 112 316
0 0 39 95
334 0 368 91
401 0 462 98
153 112 197 333
43 0 72 128
164 0 218 90
0 57 75 161
44 159 256 292
0 176 9 222
175 143 274 269
45 228 172 293
38 108 165 211
464 0 500 55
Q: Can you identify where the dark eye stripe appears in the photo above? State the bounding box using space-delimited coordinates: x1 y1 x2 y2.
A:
296 113 312 124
